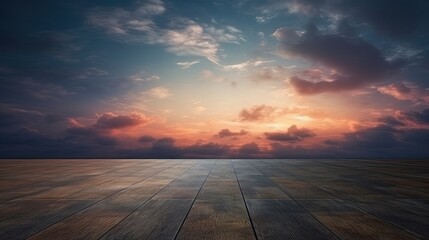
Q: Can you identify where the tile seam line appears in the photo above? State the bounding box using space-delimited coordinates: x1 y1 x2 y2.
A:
316 160 429 196
95 160 201 240
97 159 197 239
173 160 216 240
247 160 342 240
2 161 150 201
23 160 184 240
282 160 423 240
232 160 259 240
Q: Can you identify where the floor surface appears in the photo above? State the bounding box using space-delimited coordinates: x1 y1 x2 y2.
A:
0 159 428 239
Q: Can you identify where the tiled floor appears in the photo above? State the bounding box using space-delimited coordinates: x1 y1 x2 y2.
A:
0 159 428 239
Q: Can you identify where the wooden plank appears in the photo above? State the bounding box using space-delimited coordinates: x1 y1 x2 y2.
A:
28 201 130 240
176 201 255 240
197 181 242 202
299 199 418 240
246 199 339 240
29 161 194 240
100 199 193 240
274 180 336 200
353 199 429 239
0 199 93 239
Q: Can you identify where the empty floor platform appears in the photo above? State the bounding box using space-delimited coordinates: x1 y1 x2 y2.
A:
0 159 428 239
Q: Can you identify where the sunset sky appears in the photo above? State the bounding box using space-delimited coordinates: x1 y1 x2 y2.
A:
1 0 428 158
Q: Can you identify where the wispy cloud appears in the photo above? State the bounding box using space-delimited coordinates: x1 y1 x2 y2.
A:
377 82 429 103
88 1 244 63
200 70 226 82
78 68 109 79
176 60 200 69
146 87 171 99
222 59 273 71
129 71 160 82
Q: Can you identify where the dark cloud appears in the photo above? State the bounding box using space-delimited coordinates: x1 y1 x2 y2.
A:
94 136 117 146
377 116 405 127
399 108 429 125
401 128 429 144
148 138 182 158
343 125 398 148
265 0 429 38
323 139 341 145
215 129 248 138
377 82 427 102
184 142 230 158
94 112 153 129
239 105 276 121
66 126 99 136
0 110 27 128
288 124 316 138
43 114 65 123
66 126 118 147
0 128 51 145
265 132 299 142
331 0 428 38
0 128 117 158
138 135 157 143
265 125 316 142
239 142 260 155
275 25 401 94
269 142 339 158
0 31 78 58
329 123 429 158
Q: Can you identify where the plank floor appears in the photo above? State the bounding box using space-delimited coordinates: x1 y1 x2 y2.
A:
0 159 428 240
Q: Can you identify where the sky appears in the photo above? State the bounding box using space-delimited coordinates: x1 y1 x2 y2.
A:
1 0 429 158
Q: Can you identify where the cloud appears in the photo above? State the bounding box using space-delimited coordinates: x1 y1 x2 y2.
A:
0 105 44 128
176 60 200 69
138 135 157 143
129 71 160 82
239 142 260 154
377 116 405 126
0 127 120 158
146 87 171 99
184 142 230 158
265 125 316 142
331 0 427 38
194 106 206 113
401 128 429 144
88 3 244 63
215 129 248 138
149 137 183 158
222 59 273 71
257 0 428 38
95 112 154 129
78 68 109 79
251 65 292 81
274 24 402 94
343 125 398 148
66 126 99 136
378 82 428 103
398 108 429 125
200 70 226 82
94 136 118 146
17 79 75 100
0 31 80 60
136 0 166 16
239 105 276 121
287 124 317 138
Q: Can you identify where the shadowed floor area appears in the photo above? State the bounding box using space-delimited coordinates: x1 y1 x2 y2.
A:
0 159 428 240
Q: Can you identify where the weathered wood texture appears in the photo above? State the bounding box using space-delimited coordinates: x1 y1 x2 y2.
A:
0 159 427 239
